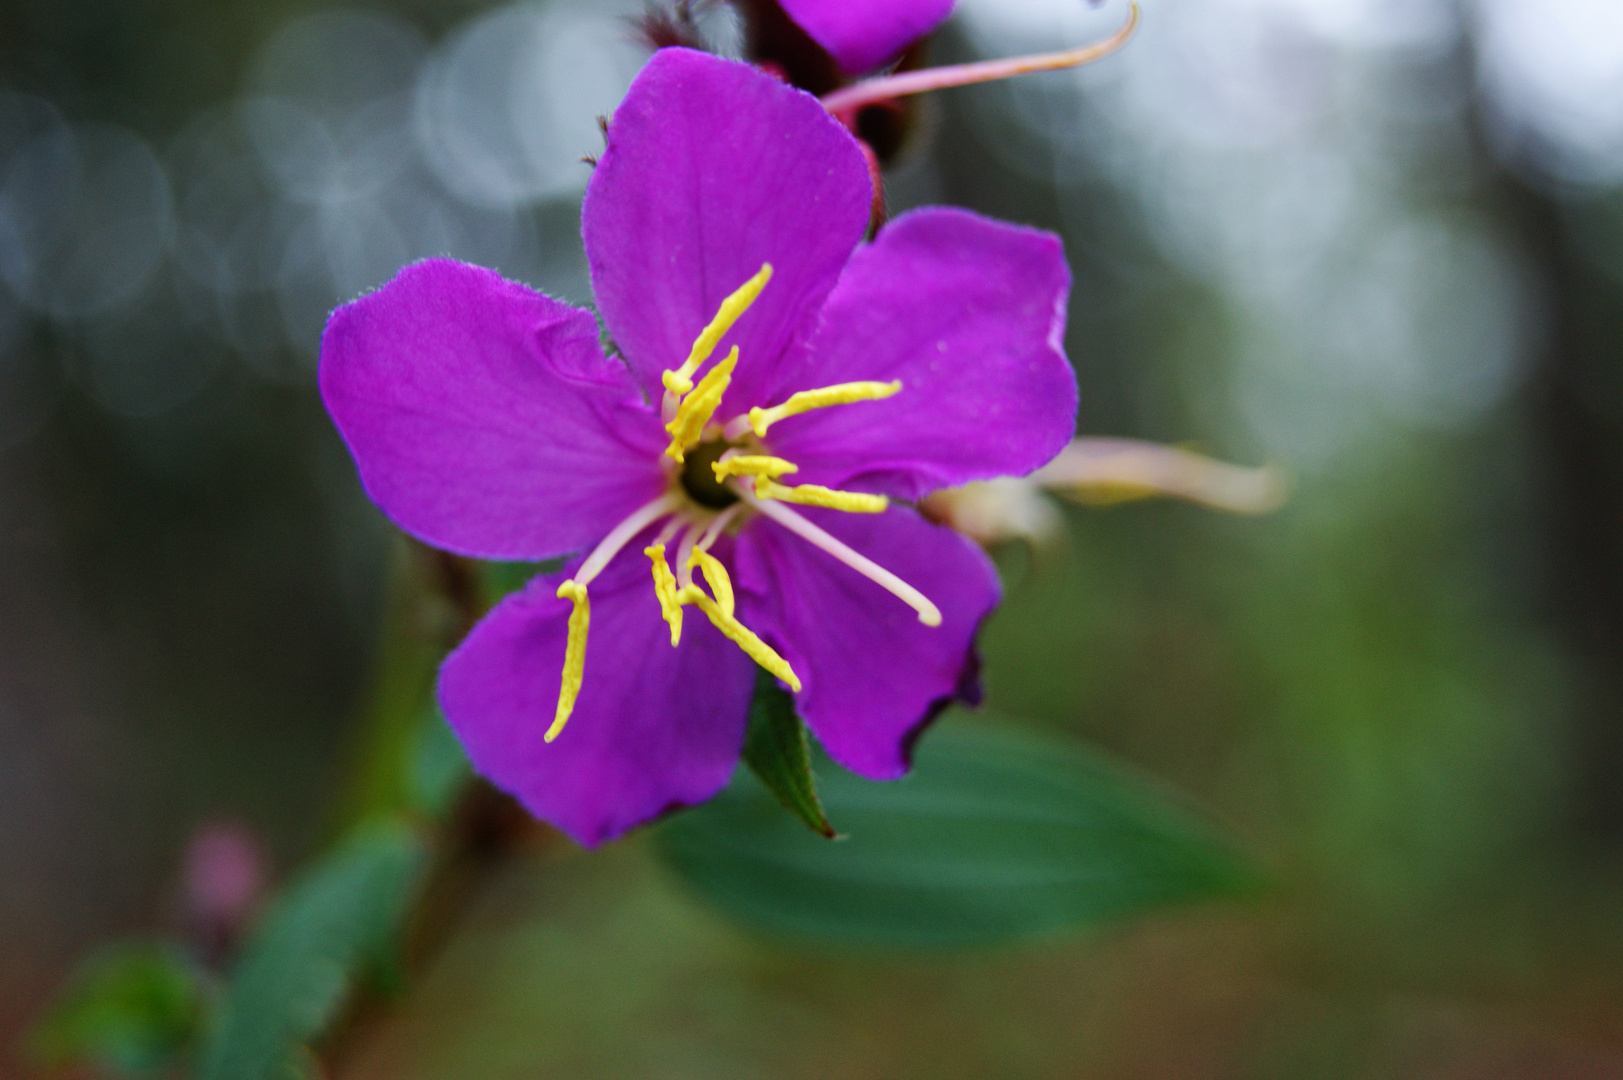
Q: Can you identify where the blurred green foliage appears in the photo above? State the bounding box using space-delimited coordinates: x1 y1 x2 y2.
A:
27 943 205 1075
196 823 427 1080
662 712 1256 946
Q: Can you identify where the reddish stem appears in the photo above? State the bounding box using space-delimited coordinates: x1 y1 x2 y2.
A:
820 4 1140 116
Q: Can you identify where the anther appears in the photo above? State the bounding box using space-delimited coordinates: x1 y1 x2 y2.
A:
746 380 902 438
753 478 888 514
677 583 802 691
712 454 799 483
645 544 683 646
662 264 773 398
665 346 737 462
687 547 735 617
547 581 590 742
543 493 678 742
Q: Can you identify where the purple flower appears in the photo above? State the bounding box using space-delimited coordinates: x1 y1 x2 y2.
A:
319 48 1075 847
777 0 954 76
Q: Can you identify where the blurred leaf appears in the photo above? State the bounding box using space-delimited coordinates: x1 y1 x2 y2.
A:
480 558 563 605
197 823 429 1080
658 715 1259 946
27 942 205 1075
338 545 463 829
742 669 835 838
408 705 471 819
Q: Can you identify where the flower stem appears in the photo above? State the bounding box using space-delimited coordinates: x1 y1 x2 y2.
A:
820 4 1140 117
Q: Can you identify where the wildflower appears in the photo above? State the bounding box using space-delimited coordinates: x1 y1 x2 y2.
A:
319 48 1075 846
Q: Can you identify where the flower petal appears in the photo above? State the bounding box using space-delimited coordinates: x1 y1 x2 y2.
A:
438 547 757 847
763 207 1076 501
582 48 872 407
778 0 955 76
733 505 998 780
320 258 668 562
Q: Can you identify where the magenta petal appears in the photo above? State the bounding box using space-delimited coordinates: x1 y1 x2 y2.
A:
438 549 757 847
320 258 669 562
764 207 1076 501
733 506 998 780
582 49 872 408
779 0 955 76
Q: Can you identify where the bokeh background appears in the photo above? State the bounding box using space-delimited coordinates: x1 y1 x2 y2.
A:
6 0 1623 1075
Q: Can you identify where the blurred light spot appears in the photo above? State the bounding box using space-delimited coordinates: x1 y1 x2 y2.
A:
0 122 171 319
240 93 416 207
247 9 427 116
1475 0 1623 185
414 0 644 209
375 175 533 278
242 11 425 205
957 0 1519 471
1238 216 1534 464
1143 142 1360 301
1247 0 1455 51
168 109 289 363
1332 218 1532 427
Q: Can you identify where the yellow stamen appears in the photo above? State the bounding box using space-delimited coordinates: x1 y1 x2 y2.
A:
547 581 590 743
712 454 798 484
662 264 773 397
677 583 801 692
645 544 683 646
687 548 735 617
752 478 889 514
665 346 737 462
748 380 902 438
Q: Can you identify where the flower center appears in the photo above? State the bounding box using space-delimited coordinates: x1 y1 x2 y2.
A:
542 264 945 744
680 438 739 509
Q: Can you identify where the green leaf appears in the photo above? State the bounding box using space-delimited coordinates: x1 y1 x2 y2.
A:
658 715 1259 947
741 668 835 838
27 942 205 1075
197 822 429 1080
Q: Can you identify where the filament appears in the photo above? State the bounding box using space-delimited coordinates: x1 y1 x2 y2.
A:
738 486 942 626
570 492 681 588
674 519 700 590
696 502 746 552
